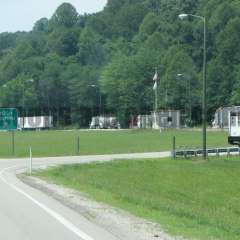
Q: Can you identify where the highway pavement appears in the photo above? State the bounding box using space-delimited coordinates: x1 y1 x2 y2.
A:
0 151 171 240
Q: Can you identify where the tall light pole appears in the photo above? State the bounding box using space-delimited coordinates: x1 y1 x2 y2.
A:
89 85 102 116
179 13 207 159
177 73 192 125
22 78 34 129
2 84 8 107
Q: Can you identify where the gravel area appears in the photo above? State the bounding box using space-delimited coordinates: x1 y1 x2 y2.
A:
20 174 184 240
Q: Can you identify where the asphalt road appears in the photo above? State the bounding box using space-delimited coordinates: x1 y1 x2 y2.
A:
0 151 170 240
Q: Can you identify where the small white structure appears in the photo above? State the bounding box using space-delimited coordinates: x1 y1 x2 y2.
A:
137 115 152 129
90 116 120 129
137 110 181 129
152 110 181 129
18 116 53 130
213 106 240 129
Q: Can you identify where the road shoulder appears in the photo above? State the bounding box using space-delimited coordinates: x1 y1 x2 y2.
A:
19 174 180 240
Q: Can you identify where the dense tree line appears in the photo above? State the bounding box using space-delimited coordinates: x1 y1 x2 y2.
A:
0 0 239 127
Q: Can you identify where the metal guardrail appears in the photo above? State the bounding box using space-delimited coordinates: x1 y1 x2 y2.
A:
173 147 240 158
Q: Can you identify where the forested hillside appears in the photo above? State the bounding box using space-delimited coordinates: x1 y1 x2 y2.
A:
0 0 239 127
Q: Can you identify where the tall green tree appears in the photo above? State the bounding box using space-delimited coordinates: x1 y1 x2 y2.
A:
50 3 78 28
0 0 238 127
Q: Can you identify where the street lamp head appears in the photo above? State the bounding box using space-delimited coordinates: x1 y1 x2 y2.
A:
177 74 183 77
179 14 188 20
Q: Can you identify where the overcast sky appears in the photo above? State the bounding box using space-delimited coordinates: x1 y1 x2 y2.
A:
0 0 107 33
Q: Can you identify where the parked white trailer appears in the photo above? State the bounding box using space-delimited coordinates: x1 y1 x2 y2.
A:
90 116 120 129
18 116 53 130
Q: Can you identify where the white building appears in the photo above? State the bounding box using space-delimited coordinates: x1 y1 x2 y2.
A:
212 106 240 129
137 110 181 129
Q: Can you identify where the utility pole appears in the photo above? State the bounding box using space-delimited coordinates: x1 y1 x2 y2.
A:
202 17 207 159
179 14 207 159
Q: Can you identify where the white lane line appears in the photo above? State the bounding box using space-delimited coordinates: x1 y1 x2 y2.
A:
0 165 95 240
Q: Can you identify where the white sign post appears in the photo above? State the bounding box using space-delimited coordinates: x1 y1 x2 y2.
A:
29 147 32 175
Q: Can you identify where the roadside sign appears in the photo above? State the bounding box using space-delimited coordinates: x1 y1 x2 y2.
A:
0 108 18 131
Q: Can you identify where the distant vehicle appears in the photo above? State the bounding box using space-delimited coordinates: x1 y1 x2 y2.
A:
228 111 240 146
18 116 53 130
90 116 120 129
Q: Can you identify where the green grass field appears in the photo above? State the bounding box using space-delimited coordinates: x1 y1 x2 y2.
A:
0 129 230 158
35 157 240 240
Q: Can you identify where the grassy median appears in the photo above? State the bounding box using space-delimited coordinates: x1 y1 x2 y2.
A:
0 129 230 157
35 157 240 240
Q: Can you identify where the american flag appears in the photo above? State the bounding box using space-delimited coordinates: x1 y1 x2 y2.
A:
153 71 159 90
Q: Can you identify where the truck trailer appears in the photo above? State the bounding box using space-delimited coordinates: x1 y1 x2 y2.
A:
18 116 53 130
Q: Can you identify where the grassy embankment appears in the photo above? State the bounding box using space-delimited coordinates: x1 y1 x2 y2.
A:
36 157 240 240
0 129 229 157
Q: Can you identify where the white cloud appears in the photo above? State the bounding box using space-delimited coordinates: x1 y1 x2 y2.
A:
0 0 107 33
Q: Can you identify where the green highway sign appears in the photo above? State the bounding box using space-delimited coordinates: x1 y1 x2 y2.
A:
0 108 18 130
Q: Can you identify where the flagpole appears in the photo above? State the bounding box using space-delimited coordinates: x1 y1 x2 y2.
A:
153 68 159 129
155 84 158 129
155 84 158 112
